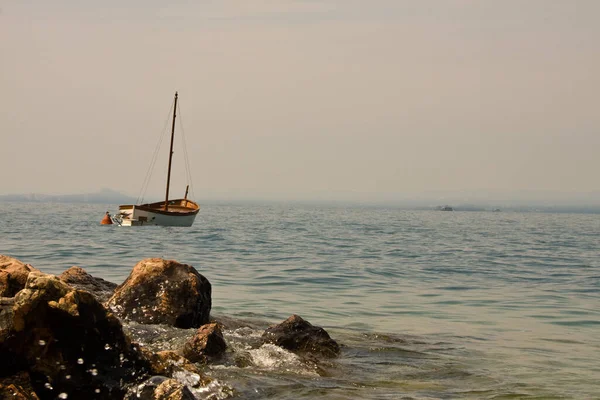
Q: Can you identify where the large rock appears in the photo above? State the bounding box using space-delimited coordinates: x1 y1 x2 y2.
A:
0 272 151 399
59 266 117 303
105 259 211 329
262 315 340 358
182 323 227 363
0 255 40 297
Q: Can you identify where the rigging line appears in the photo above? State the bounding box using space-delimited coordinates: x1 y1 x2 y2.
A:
136 100 175 204
177 102 196 201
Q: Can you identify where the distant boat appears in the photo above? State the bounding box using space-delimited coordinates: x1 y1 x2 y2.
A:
112 92 200 227
439 205 453 211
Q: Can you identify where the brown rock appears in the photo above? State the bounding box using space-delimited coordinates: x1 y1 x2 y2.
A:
182 323 227 362
0 372 39 400
262 314 340 358
0 297 15 341
125 376 196 400
143 349 209 382
0 271 152 399
105 258 211 329
59 266 118 303
154 379 196 400
0 255 40 297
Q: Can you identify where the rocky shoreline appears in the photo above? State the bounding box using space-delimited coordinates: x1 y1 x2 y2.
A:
0 255 340 400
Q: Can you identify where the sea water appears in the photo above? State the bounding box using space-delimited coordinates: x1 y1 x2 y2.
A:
1 202 599 399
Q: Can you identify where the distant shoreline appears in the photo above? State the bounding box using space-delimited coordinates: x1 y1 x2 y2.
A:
0 190 136 205
1 193 599 214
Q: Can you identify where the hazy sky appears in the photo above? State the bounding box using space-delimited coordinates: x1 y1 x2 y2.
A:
1 1 599 202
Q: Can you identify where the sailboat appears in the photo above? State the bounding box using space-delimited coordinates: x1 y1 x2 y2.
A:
112 92 200 227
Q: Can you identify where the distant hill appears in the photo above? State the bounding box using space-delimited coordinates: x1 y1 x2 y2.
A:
0 189 137 204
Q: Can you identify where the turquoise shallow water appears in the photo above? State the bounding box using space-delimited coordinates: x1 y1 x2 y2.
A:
1 202 599 398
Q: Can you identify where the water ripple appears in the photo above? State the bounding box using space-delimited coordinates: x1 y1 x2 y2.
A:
1 203 599 398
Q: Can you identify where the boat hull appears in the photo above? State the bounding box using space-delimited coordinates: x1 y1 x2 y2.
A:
115 199 199 227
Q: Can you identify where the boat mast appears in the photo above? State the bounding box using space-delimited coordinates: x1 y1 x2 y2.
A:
164 92 178 211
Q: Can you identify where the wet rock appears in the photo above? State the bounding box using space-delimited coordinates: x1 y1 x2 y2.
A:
0 271 152 399
143 349 210 383
105 258 211 329
59 266 118 303
262 314 340 358
0 255 40 297
124 376 196 400
0 372 39 399
0 297 15 340
182 323 227 362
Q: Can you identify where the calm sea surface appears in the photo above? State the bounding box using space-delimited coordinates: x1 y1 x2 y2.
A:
1 202 599 399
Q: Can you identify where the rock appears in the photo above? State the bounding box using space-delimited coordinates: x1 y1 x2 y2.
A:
0 255 40 297
0 271 152 399
142 349 210 382
124 376 196 400
182 323 227 362
59 266 118 303
262 315 340 358
0 297 15 341
0 372 39 400
105 258 211 329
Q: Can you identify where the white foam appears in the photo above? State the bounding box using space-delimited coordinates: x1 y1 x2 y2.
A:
247 344 319 376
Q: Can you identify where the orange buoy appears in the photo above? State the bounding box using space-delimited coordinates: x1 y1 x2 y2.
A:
101 211 113 225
